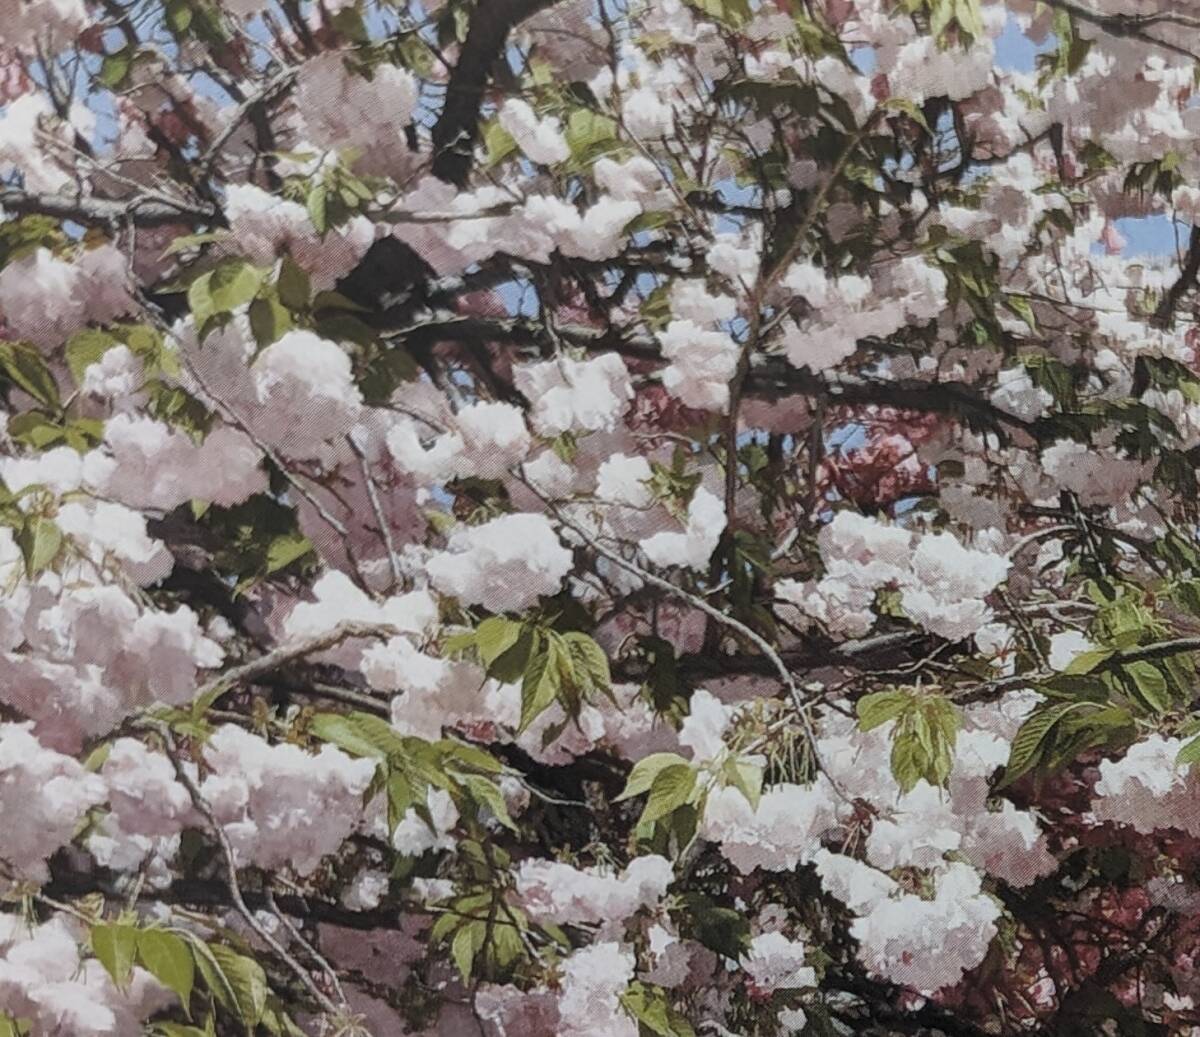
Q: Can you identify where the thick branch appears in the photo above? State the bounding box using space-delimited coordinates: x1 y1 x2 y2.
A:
1038 0 1200 61
430 0 564 187
1153 224 1200 328
0 187 215 227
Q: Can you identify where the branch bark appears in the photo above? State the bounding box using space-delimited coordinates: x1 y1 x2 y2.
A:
0 187 215 228
430 0 564 187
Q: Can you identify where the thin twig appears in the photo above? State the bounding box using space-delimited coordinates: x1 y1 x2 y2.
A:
346 432 403 591
158 728 344 1019
516 468 851 802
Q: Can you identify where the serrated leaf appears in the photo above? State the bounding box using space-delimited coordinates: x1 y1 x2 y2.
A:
616 752 688 802
640 763 697 825
17 517 62 576
1000 701 1087 787
0 342 60 407
561 631 611 696
138 930 195 1012
91 923 139 989
451 921 484 982
1124 660 1170 713
856 690 912 732
182 936 237 1015
518 638 562 732
460 773 517 831
208 945 267 1028
1064 648 1115 675
310 711 408 759
475 616 524 667
620 981 695 1037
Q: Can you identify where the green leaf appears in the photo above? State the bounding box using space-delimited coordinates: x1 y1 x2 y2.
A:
475 616 524 667
1064 648 1115 675
677 893 750 960
137 930 195 1012
518 638 563 732
565 108 618 163
620 981 695 1037
616 753 688 802
91 923 139 989
451 921 485 983
66 328 117 384
185 937 238 1015
640 764 697 825
307 183 329 235
208 945 268 1028
561 631 611 696
276 256 311 311
264 531 314 574
7 411 65 450
1124 660 1170 713
460 773 517 831
0 342 60 407
159 231 230 258
248 295 293 349
189 259 265 322
722 756 763 810
856 690 912 732
1177 735 1200 767
16 517 62 576
1001 701 1087 787
310 711 409 759
683 0 750 28
880 96 931 132
483 120 518 168
99 47 133 89
1002 294 1038 332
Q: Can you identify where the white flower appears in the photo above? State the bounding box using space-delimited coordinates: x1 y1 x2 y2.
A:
701 781 838 873
677 689 733 761
641 487 727 571
498 98 569 165
514 855 673 927
200 725 376 875
426 513 573 613
658 320 740 411
514 354 634 436
742 932 817 994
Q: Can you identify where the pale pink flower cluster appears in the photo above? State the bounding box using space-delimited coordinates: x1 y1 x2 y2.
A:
1092 735 1200 836
512 854 673 927
0 723 105 880
425 512 574 613
0 917 174 1036
777 511 1009 641
200 725 377 875
816 853 1001 994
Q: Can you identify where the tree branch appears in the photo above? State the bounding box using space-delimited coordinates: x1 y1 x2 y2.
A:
430 0 565 187
0 187 215 227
